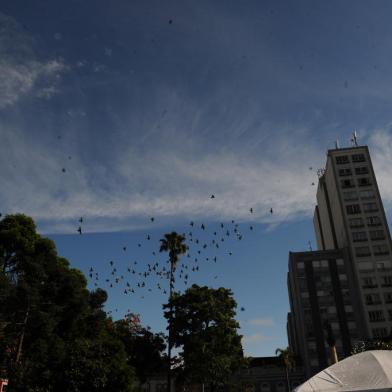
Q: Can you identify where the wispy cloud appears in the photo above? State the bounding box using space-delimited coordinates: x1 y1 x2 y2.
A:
247 318 275 327
242 333 272 344
0 121 323 234
0 13 68 108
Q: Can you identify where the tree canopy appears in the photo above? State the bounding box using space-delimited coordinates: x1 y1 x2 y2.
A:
163 284 245 391
0 214 165 391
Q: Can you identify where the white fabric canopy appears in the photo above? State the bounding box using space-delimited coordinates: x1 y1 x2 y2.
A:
294 350 392 392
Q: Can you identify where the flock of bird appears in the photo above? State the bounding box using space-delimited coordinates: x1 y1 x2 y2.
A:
76 204 276 316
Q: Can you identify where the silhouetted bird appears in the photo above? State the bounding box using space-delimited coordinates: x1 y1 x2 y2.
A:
77 226 82 234
250 208 253 213
123 246 127 251
79 217 83 223
62 168 66 173
240 307 245 311
150 217 155 222
270 208 273 214
211 194 215 199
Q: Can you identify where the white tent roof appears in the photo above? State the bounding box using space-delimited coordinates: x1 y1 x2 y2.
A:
294 350 392 392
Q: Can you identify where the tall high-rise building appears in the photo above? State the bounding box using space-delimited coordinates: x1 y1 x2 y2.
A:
287 144 392 377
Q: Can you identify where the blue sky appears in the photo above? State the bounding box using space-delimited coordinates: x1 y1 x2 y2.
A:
2 0 392 356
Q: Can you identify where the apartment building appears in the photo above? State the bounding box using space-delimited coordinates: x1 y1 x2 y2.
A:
288 144 392 376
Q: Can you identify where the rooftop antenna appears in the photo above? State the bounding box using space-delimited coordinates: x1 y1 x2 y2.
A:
335 139 340 149
352 131 358 146
308 240 312 251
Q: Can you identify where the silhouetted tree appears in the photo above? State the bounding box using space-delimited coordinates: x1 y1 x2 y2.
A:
164 284 245 392
159 232 188 392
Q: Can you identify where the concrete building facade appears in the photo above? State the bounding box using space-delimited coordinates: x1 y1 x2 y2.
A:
287 144 392 377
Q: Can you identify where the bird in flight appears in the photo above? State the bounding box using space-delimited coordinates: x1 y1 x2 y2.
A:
270 208 273 214
150 217 155 222
210 194 215 199
77 226 82 235
79 217 83 223
250 208 253 213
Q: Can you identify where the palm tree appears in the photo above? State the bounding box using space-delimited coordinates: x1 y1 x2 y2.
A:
275 347 296 391
160 232 188 392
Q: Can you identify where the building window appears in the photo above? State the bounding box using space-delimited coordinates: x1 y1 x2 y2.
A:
366 216 382 226
384 293 392 304
346 204 361 214
297 262 304 269
359 190 375 199
343 191 358 201
336 155 349 164
310 358 319 366
321 260 329 267
358 261 374 272
376 261 392 271
352 231 368 242
362 276 377 288
372 328 388 338
363 202 378 212
373 244 389 256
328 306 337 313
369 310 385 322
355 166 369 175
336 258 344 266
312 260 321 268
345 305 353 312
365 293 381 305
370 230 385 240
352 153 366 163
358 177 372 187
260 383 270 392
382 276 392 287
356 246 371 257
276 382 285 392
341 179 355 188
348 321 356 329
339 168 352 176
349 217 364 228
